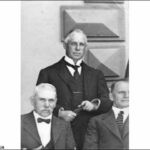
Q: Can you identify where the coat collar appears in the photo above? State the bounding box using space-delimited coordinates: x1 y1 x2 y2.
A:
22 111 42 145
55 57 91 98
22 112 65 145
51 116 65 144
122 116 129 138
102 110 129 141
56 57 73 84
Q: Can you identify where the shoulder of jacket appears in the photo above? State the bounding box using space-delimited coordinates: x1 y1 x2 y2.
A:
40 58 64 71
53 116 70 126
90 112 109 123
21 112 33 121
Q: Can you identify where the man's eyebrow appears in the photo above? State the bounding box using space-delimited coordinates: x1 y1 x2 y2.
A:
39 98 46 100
48 98 55 101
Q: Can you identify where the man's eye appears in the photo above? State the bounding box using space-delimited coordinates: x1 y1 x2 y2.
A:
70 42 76 46
39 98 45 101
49 99 55 102
80 43 85 46
118 91 125 94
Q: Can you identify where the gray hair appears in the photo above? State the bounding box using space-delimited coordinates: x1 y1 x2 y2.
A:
64 29 88 45
31 83 57 99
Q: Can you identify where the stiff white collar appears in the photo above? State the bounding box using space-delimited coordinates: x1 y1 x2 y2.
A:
112 106 129 122
64 55 83 66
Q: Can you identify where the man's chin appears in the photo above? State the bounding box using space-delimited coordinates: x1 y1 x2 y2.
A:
121 104 129 108
41 111 51 117
73 56 82 61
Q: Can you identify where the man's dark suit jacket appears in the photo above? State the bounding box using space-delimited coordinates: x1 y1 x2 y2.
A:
83 109 129 149
21 112 76 149
36 57 112 148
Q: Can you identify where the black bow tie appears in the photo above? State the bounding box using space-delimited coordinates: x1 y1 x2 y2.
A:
37 118 51 124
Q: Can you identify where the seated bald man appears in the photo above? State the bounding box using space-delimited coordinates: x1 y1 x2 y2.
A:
21 83 76 149
83 79 129 149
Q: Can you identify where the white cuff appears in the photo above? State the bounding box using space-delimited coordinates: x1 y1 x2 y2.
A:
91 98 101 110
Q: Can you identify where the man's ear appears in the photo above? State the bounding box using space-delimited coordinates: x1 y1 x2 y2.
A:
30 96 34 106
63 42 67 50
85 44 88 50
109 93 114 102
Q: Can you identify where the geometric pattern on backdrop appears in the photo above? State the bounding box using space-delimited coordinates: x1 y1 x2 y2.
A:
85 46 126 81
61 5 125 42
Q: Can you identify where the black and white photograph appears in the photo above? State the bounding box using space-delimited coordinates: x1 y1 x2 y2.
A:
0 1 150 149
21 1 128 149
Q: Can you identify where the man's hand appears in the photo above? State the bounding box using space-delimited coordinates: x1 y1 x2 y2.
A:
78 100 96 111
58 109 77 122
78 99 101 112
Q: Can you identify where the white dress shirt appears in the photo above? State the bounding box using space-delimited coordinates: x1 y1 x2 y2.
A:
33 111 52 147
112 106 129 123
64 56 83 76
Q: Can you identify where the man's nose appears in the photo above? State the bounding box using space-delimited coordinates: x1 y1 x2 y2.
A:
75 43 80 50
44 100 50 107
124 92 129 98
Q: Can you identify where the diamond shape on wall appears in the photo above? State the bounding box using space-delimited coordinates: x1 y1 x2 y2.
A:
84 0 124 3
61 5 125 41
86 46 126 80
64 10 119 39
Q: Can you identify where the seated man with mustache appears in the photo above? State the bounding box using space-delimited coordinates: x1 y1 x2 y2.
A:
21 83 76 149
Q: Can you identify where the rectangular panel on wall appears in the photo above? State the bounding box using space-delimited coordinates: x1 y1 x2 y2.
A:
84 0 124 3
60 4 125 42
84 45 126 81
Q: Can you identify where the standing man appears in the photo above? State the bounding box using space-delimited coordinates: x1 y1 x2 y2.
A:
37 29 112 149
21 83 75 149
83 80 129 149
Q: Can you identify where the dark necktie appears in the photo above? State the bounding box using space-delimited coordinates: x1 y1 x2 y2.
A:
116 111 124 135
65 61 80 80
37 118 51 124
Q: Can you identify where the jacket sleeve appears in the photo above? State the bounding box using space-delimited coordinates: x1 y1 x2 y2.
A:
36 69 49 85
95 70 112 114
66 123 76 149
83 118 99 149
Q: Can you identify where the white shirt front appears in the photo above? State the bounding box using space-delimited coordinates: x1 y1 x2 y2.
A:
33 111 52 147
112 106 129 123
64 56 83 76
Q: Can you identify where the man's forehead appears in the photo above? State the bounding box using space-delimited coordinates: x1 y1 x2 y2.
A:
115 82 129 90
70 32 85 41
36 89 56 98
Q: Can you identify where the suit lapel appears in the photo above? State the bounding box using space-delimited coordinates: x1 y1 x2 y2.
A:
82 63 91 99
102 110 122 141
51 116 64 144
123 116 129 138
23 112 42 144
55 57 73 85
56 59 91 96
